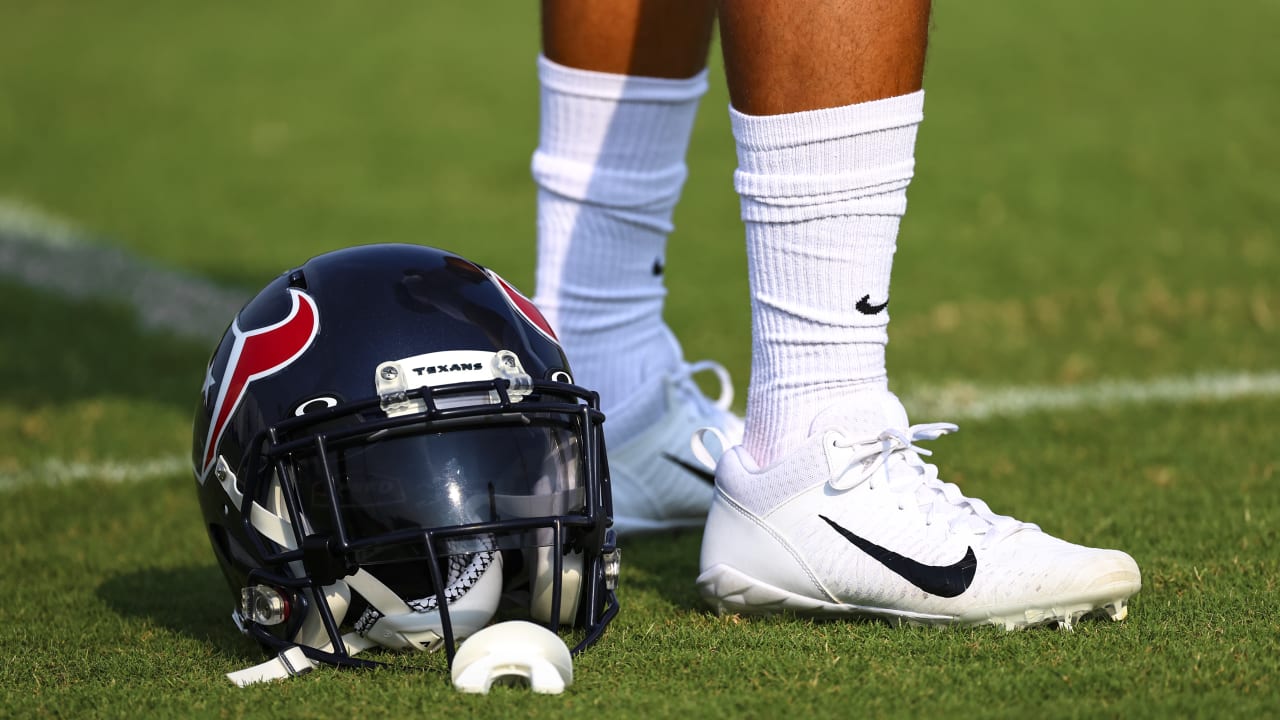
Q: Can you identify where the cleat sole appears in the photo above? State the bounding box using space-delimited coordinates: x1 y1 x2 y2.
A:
697 563 1138 631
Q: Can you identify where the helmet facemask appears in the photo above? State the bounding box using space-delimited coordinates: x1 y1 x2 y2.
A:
222 369 617 675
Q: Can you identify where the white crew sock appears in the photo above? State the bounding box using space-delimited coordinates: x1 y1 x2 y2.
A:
532 55 707 442
733 90 925 467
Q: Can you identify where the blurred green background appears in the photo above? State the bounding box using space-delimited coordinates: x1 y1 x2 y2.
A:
1 1 1277 717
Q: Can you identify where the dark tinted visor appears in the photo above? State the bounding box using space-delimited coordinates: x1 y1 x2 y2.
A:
295 413 587 554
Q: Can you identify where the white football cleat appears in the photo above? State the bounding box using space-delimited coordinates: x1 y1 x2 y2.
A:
607 360 744 536
697 393 1140 629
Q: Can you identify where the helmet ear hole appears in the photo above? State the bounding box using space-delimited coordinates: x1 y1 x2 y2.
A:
528 546 583 626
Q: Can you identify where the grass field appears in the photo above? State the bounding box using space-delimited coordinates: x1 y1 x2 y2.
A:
2 1 1278 717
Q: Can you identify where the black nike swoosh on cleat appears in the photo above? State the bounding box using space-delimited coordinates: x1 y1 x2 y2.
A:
855 294 889 315
661 453 716 485
819 515 976 598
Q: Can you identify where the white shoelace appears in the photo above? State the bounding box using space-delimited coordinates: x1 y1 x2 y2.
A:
829 423 1034 544
671 359 736 418
673 360 744 472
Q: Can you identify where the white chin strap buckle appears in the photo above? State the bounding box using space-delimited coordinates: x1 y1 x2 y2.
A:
226 646 316 687
451 621 573 695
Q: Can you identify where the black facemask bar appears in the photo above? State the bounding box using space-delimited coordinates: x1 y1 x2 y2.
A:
232 377 617 671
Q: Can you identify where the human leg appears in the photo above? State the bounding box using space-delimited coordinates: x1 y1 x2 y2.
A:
541 0 715 79
534 0 742 535
718 0 929 115
698 0 1140 626
723 0 930 469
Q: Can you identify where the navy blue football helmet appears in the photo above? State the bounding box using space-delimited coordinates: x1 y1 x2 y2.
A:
191 244 617 681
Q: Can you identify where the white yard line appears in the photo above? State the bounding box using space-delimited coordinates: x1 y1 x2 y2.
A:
0 456 190 491
2 197 1278 491
907 371 1280 422
0 197 248 343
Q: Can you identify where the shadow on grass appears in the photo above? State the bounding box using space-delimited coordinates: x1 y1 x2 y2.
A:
96 564 262 661
92 538 714 654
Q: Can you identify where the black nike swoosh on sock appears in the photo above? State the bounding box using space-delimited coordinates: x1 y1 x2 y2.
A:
855 294 889 315
819 514 976 598
661 453 716 485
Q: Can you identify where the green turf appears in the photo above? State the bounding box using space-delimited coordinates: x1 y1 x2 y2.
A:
2 0 1278 717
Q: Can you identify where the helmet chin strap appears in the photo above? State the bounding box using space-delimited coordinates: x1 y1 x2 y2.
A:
219 460 502 685
354 551 504 652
